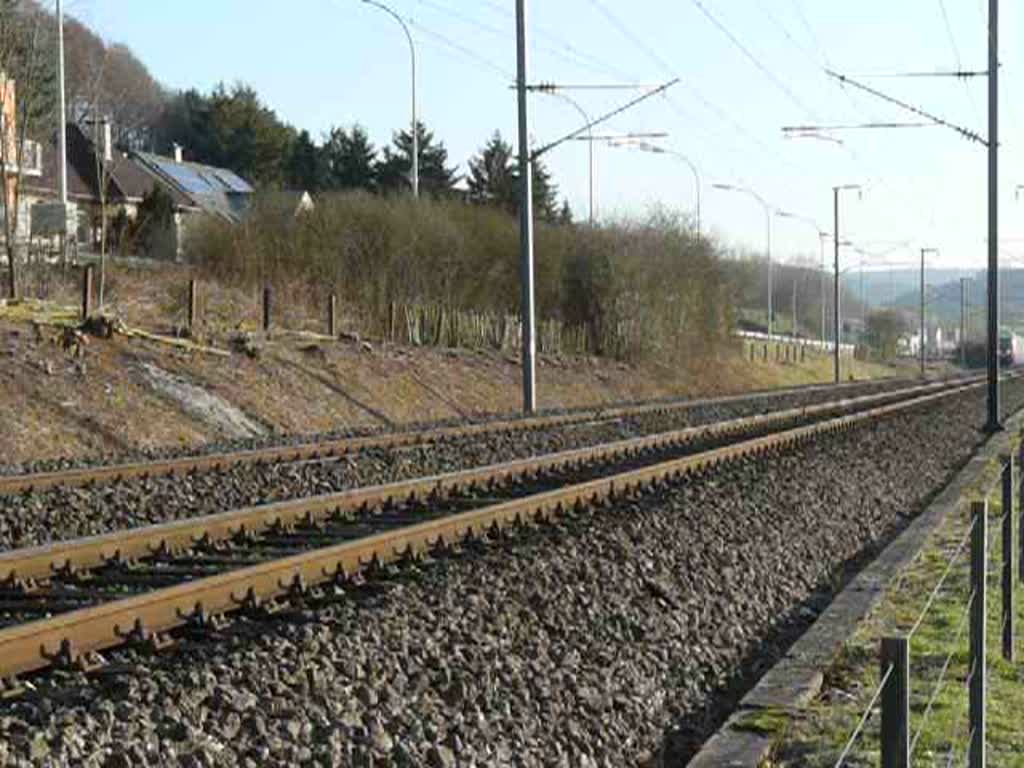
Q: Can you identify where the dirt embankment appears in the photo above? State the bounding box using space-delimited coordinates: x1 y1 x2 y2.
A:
0 264 907 467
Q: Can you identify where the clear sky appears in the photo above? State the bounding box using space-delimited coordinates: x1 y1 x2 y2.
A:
65 0 1023 275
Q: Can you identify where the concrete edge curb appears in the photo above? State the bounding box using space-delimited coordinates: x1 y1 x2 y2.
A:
687 412 1022 767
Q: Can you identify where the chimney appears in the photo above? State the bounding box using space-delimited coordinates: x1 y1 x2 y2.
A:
173 142 183 163
101 118 112 163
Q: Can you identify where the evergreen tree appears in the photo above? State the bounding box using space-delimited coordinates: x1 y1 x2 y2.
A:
466 130 561 220
467 131 516 212
285 129 325 191
376 121 458 196
322 125 378 192
528 157 559 222
154 83 293 186
557 199 573 225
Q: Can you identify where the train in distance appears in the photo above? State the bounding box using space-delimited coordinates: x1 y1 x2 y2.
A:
999 329 1023 367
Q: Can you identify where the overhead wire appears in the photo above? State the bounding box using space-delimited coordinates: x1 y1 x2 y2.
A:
935 0 984 133
690 0 821 121
583 0 819 183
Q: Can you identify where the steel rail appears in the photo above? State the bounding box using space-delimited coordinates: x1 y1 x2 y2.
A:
0 374 928 496
0 377 973 586
0 377 993 680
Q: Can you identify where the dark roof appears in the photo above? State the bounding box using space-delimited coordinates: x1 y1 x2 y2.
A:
21 124 252 220
131 151 253 223
19 123 182 207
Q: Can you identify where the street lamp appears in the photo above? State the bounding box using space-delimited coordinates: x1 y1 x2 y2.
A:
714 183 773 336
832 184 862 383
775 210 830 344
541 91 594 224
360 0 418 198
618 140 701 237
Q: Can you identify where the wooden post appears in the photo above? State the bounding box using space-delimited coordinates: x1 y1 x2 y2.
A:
81 264 94 321
188 279 198 332
880 635 909 768
328 293 338 338
262 285 272 333
1003 455 1015 662
970 500 987 768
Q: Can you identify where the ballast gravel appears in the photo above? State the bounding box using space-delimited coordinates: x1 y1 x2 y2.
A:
0 384 1017 767
0 377 924 551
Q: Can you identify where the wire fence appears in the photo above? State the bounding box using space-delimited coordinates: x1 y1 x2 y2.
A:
833 446 1019 768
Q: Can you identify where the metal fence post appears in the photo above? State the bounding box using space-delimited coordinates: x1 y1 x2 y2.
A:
328 293 338 338
970 499 987 768
81 263 94 321
262 285 272 333
188 279 198 332
1018 439 1024 584
1003 455 1015 662
880 635 910 768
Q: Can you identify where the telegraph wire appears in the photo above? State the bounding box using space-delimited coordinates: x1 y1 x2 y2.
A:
584 0 818 179
404 17 514 79
690 0 820 121
935 0 984 133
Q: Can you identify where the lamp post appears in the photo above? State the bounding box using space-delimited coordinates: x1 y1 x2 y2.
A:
361 0 418 198
832 184 862 383
542 91 594 224
775 211 830 344
920 247 939 378
625 141 701 237
714 184 773 335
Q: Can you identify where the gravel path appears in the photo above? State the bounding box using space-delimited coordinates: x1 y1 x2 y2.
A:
0 383 1018 767
0 378 923 552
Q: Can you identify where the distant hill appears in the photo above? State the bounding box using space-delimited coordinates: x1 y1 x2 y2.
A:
879 268 1024 335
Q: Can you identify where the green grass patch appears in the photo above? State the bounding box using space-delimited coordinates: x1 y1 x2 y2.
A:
775 445 1024 766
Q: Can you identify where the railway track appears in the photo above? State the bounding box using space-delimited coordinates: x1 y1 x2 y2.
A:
0 374 938 496
0 374 998 690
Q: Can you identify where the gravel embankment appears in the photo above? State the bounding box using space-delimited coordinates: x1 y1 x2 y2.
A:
0 383 1018 767
0 378 923 551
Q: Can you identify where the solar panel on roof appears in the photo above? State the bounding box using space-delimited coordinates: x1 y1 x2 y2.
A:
157 161 218 195
211 169 253 193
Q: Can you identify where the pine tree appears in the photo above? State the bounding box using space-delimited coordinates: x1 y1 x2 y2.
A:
322 125 377 192
376 121 458 196
285 130 325 191
467 131 516 213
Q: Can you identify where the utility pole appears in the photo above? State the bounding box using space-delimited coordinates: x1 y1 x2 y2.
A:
792 277 797 336
961 277 968 367
920 248 938 378
985 0 1001 432
515 0 536 414
832 185 861 383
820 232 828 345
834 187 840 382
56 0 68 260
920 248 926 377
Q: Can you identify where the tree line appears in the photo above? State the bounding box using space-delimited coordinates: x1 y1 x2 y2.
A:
159 85 569 222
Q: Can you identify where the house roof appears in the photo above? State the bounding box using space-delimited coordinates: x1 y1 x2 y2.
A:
131 151 253 223
20 124 253 222
20 123 189 207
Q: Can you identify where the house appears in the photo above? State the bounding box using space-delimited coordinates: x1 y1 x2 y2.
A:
20 125 254 260
0 72 44 244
